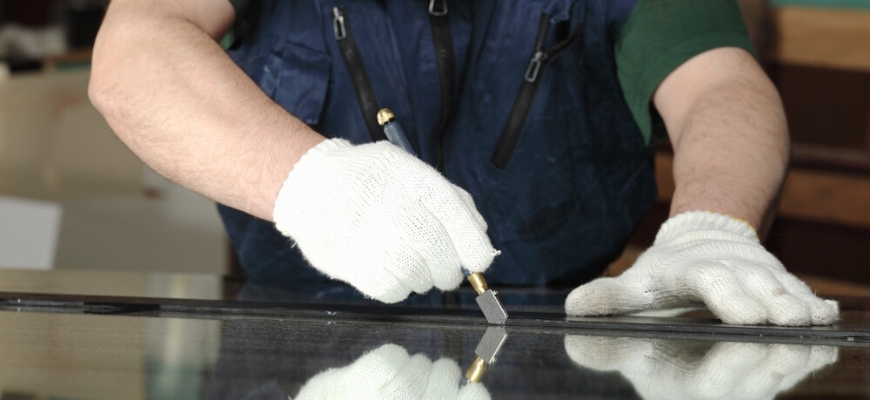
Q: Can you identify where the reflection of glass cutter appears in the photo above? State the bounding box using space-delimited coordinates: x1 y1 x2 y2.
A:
465 326 509 383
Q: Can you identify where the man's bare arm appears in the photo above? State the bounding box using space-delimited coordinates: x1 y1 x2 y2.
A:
568 47 836 326
89 0 325 221
653 47 789 234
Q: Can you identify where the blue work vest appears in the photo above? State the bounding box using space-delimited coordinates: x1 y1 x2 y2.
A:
219 0 658 292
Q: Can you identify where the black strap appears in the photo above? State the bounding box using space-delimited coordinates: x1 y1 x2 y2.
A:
429 0 456 171
332 6 387 142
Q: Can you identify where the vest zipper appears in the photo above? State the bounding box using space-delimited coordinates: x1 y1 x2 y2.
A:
332 6 387 142
491 13 581 169
428 0 455 171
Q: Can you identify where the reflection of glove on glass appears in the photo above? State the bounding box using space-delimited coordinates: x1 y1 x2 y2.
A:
274 139 498 303
566 211 839 326
296 344 491 400
565 335 838 400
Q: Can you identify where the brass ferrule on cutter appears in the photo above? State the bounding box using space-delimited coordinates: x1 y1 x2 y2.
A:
468 272 489 295
465 357 487 383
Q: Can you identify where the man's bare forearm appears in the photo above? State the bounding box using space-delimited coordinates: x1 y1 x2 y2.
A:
89 0 324 221
654 47 789 234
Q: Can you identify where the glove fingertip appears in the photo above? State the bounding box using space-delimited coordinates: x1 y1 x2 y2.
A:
433 267 464 292
373 290 411 304
710 300 768 325
809 345 839 366
565 278 619 316
825 299 840 314
565 278 650 316
359 280 411 304
461 247 499 274
811 299 840 325
563 335 638 370
430 358 461 378
565 285 603 316
458 382 492 400
424 359 462 399
436 195 497 273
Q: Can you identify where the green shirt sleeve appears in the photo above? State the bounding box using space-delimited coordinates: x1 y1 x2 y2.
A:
221 0 250 49
616 0 756 145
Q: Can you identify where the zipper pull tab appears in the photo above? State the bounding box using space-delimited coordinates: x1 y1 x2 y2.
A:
524 51 547 83
332 7 347 40
429 0 448 16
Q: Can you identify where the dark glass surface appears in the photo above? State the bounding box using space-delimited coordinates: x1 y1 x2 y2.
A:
1 305 869 399
0 269 869 399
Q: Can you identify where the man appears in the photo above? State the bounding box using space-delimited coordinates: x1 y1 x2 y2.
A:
89 0 838 326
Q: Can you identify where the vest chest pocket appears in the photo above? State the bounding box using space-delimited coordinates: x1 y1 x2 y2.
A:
491 11 584 169
473 7 589 243
260 38 332 127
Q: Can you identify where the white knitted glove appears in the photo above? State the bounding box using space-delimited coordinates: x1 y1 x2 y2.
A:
566 211 839 326
564 335 838 400
296 344 491 400
274 138 498 303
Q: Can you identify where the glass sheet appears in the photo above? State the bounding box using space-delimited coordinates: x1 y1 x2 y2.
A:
0 309 868 399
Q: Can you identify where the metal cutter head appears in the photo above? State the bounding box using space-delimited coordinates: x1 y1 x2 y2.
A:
468 272 509 324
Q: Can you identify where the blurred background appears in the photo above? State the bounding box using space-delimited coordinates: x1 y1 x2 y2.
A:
0 0 228 275
0 1 868 291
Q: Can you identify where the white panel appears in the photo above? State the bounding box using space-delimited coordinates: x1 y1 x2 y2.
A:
0 195 62 269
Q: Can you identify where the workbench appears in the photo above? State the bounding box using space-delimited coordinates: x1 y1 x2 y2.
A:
0 269 868 399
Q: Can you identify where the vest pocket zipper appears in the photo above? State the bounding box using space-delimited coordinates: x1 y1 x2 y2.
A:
332 6 387 142
428 0 455 171
491 13 581 169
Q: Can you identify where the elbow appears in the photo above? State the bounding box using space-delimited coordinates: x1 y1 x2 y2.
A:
88 50 145 152
88 38 137 141
88 1 141 119
87 69 113 119
88 10 137 128
88 54 122 122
